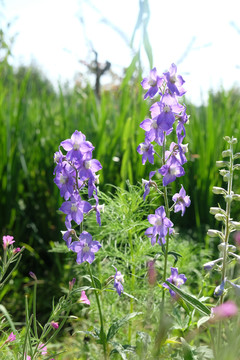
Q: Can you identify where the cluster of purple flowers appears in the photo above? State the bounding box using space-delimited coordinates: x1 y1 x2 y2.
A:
54 130 102 264
138 64 190 297
138 64 191 248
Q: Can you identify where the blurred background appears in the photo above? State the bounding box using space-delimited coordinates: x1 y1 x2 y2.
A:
0 0 240 325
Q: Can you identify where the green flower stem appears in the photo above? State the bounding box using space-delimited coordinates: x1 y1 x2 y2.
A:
87 262 108 359
217 141 234 352
161 134 170 312
128 229 135 343
33 280 38 339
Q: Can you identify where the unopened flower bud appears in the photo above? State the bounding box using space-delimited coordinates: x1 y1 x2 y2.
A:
207 229 224 238
69 278 76 291
29 272 37 281
13 247 21 254
232 194 240 201
222 149 232 158
210 207 225 215
212 187 227 195
218 243 236 253
203 258 223 271
225 194 232 204
219 169 228 176
215 213 226 222
233 152 240 160
223 136 231 142
216 161 229 168
230 221 240 230
214 279 226 297
234 164 240 171
232 137 238 144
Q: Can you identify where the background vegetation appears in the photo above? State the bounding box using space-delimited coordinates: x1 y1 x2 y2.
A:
1 8 240 357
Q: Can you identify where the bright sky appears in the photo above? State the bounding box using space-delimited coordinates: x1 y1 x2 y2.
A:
2 0 240 104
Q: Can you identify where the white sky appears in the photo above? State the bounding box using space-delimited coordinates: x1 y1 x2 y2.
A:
2 0 240 104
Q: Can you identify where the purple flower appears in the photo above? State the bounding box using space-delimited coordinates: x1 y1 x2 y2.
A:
172 185 191 216
145 206 173 246
163 267 187 298
3 235 15 250
69 231 101 264
163 63 186 96
165 142 188 165
141 67 163 100
93 194 104 226
79 153 102 181
54 164 75 200
151 94 184 132
60 192 92 226
140 117 165 146
61 130 94 162
62 228 77 247
176 107 189 143
69 277 76 290
142 171 156 200
113 266 124 296
214 279 226 297
159 156 185 186
137 139 155 165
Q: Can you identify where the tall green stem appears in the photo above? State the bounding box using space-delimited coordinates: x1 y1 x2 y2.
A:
217 142 233 353
87 263 108 359
161 134 170 312
128 230 135 343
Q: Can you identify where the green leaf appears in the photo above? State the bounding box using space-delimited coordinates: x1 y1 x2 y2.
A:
82 275 102 290
181 337 195 360
165 281 211 316
197 316 211 328
107 312 142 341
0 304 16 332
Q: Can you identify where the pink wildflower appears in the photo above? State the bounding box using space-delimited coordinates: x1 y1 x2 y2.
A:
212 301 238 319
38 343 47 355
79 290 90 305
6 332 16 343
13 247 21 254
51 321 59 329
3 235 15 250
234 231 240 247
147 260 157 286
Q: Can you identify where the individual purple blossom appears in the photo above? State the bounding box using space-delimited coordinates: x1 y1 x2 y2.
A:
93 194 103 226
53 148 65 175
165 142 188 165
79 153 102 181
141 67 164 100
163 63 186 96
163 267 187 298
145 206 174 246
69 231 101 264
176 107 189 143
142 171 156 200
60 192 92 226
61 130 94 162
54 164 75 200
62 228 77 247
113 266 124 296
3 235 15 250
79 290 90 305
211 301 238 319
140 117 166 146
137 139 155 165
172 185 191 216
150 94 184 132
159 156 185 186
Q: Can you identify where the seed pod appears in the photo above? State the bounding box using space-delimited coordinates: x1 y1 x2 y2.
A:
233 164 240 171
232 194 240 201
230 221 240 230
219 169 228 176
233 152 240 160
223 136 231 142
